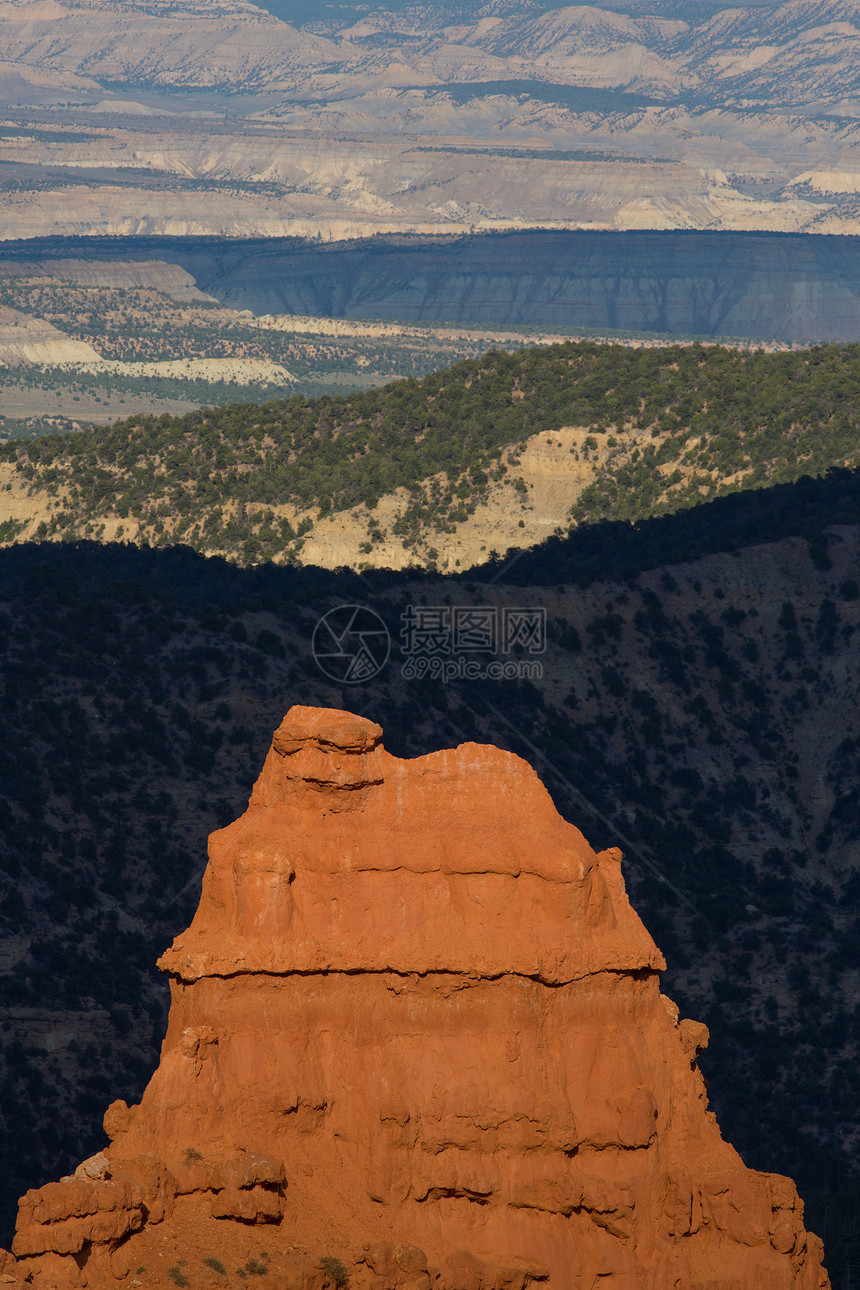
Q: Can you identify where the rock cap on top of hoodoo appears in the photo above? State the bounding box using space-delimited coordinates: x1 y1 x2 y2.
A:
158 704 666 984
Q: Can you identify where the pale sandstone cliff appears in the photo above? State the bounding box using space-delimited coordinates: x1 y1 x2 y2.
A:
2 707 830 1290
0 305 100 366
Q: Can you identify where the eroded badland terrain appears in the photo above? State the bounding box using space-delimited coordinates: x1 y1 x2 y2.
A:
4 0 860 429
2 0 860 239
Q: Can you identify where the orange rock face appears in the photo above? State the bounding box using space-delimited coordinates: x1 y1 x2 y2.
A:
10 706 830 1289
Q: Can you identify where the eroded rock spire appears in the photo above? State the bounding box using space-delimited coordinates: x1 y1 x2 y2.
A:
6 706 830 1289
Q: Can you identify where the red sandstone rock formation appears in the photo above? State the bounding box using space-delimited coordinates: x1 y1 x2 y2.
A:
6 706 830 1289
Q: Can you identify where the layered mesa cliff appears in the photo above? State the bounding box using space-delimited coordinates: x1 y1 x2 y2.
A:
2 707 830 1290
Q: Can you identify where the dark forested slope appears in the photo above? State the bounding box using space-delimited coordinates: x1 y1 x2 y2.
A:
2 473 860 1282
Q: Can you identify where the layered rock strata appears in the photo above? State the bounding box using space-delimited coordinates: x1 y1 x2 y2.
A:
6 706 830 1289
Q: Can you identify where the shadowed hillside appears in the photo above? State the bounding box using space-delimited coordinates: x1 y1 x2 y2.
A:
4 232 860 341
2 469 860 1281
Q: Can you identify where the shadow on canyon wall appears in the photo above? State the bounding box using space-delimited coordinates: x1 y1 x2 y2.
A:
4 229 860 341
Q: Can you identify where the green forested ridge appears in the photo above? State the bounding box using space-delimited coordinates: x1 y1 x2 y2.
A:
5 341 860 563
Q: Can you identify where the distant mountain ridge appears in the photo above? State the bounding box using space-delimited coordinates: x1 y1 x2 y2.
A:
2 0 860 239
2 0 860 105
